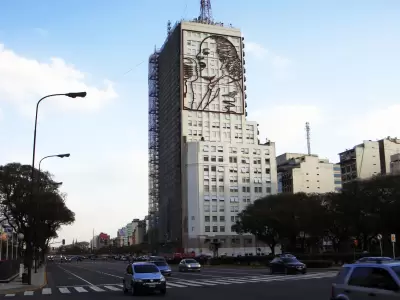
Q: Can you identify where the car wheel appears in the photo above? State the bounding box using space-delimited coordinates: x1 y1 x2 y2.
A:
302 269 307 274
269 267 274 275
160 288 167 295
284 267 288 275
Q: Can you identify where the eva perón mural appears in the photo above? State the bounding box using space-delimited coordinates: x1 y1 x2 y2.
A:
182 30 244 114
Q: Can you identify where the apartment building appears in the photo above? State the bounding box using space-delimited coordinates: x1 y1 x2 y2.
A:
277 153 341 194
339 137 400 183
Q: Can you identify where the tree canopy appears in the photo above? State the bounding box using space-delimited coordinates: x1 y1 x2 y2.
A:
234 174 400 255
0 162 75 269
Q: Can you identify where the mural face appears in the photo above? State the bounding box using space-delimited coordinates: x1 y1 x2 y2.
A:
182 31 244 114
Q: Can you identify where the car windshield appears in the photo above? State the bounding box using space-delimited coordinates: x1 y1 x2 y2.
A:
152 261 168 266
282 258 299 263
185 259 197 264
134 265 159 273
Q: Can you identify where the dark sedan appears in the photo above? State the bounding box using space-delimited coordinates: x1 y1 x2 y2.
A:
269 256 307 275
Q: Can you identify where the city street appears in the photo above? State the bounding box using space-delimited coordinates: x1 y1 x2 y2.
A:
2 261 336 299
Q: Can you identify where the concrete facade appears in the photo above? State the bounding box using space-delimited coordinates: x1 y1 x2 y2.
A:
339 137 400 183
149 20 279 255
277 153 341 194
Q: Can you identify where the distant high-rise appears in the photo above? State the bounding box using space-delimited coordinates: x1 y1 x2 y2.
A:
148 14 278 254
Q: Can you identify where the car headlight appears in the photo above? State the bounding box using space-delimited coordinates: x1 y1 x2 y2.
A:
134 279 143 282
187 265 191 268
160 276 166 282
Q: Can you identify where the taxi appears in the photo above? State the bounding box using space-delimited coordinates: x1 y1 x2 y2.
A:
122 262 167 295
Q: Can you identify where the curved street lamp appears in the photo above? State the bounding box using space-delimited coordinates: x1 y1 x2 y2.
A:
38 154 70 187
29 92 86 284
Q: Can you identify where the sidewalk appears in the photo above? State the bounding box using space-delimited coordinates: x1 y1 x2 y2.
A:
0 266 47 295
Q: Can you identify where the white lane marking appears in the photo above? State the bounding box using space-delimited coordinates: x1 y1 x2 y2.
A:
201 279 232 285
58 265 95 286
174 281 202 287
23 291 33 296
64 264 123 279
88 286 105 292
42 288 52 294
103 285 120 291
58 288 71 294
180 279 216 286
4 295 15 297
116 284 123 287
166 282 188 287
74 287 88 292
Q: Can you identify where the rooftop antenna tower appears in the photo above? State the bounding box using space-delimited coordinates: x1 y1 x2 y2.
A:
305 122 311 155
199 0 213 24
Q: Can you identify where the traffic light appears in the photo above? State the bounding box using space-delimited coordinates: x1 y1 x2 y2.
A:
62 239 65 245
354 239 358 247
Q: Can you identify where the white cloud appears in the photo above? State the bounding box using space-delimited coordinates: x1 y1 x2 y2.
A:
0 44 118 116
245 42 292 79
249 105 324 155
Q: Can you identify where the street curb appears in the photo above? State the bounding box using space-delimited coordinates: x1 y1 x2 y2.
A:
0 272 20 283
0 266 47 295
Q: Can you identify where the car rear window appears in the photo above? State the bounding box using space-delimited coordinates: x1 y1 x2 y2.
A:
391 266 400 279
185 259 197 263
334 267 351 284
134 265 159 273
153 261 168 267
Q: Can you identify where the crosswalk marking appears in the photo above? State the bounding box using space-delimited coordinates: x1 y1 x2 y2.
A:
88 286 105 292
103 285 120 291
1 272 337 296
59 288 70 294
166 282 187 287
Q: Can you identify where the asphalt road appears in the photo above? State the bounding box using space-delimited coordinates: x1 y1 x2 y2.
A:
3 260 336 299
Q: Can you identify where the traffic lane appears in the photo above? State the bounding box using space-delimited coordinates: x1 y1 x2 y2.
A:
46 263 89 287
49 263 122 286
246 276 333 299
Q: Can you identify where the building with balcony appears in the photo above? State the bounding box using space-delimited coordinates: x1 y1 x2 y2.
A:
277 153 341 194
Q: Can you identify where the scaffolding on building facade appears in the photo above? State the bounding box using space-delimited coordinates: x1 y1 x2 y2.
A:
148 51 160 230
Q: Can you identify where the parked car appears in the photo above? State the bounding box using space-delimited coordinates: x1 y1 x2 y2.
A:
356 257 393 263
268 256 307 275
122 262 166 295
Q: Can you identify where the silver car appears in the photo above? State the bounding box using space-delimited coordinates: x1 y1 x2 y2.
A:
178 259 201 272
331 260 400 299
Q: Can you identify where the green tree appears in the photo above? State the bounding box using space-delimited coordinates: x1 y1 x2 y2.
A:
0 163 75 283
234 195 283 255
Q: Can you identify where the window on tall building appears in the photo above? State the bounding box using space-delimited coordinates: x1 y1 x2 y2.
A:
205 216 210 222
211 166 217 172
212 216 217 222
204 166 209 171
204 185 209 192
219 206 224 212
230 187 238 193
220 226 225 232
229 156 237 163
211 185 217 192
218 156 224 162
211 156 216 162
220 216 225 222
254 187 262 193
242 177 250 183
204 205 210 212
217 146 223 152
218 186 224 192
211 146 216 152
229 147 237 153
253 158 261 164
265 168 270 174
266 187 271 193
212 226 218 232
242 186 250 193
203 156 209 161
205 226 210 232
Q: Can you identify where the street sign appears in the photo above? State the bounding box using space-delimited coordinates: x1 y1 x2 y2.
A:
377 234 382 240
391 234 396 243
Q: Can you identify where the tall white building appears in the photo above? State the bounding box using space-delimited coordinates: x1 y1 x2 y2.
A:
148 18 278 255
339 137 400 183
277 153 341 194
390 154 400 175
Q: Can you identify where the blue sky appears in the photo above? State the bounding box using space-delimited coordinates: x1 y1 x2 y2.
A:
0 0 399 243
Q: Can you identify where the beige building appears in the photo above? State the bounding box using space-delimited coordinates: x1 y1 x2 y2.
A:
339 137 400 183
390 153 400 175
277 153 342 194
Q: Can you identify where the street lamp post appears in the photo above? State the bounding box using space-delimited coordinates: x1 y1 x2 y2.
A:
38 153 70 187
28 92 86 284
